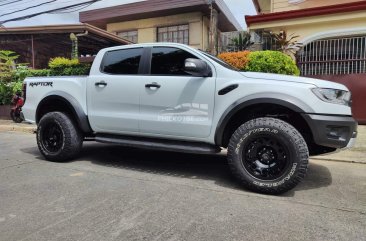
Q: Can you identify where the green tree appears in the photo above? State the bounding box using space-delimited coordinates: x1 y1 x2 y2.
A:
0 50 19 73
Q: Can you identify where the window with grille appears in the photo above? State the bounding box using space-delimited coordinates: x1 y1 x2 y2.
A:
298 36 366 75
157 25 189 45
117 30 138 43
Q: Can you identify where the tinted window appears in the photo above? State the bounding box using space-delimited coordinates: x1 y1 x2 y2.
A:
102 48 143 75
151 47 198 75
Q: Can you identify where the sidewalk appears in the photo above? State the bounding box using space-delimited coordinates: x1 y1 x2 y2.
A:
0 119 36 134
0 119 365 164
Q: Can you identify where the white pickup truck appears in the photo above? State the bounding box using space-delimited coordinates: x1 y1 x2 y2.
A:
22 43 357 194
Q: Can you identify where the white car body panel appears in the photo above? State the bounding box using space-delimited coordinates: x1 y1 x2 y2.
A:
22 76 88 123
23 43 353 145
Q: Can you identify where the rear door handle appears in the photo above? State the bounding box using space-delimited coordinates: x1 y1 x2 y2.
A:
145 82 161 89
95 81 107 87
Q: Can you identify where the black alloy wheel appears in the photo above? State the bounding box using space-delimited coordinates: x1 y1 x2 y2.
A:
40 122 64 153
242 135 290 180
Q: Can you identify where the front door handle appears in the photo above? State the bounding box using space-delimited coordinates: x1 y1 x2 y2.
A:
95 81 107 87
145 82 161 89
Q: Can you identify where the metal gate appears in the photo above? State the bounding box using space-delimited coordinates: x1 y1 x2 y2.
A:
298 36 366 75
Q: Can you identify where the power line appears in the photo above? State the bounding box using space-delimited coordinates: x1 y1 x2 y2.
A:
50 2 94 14
0 0 101 25
0 0 25 7
0 0 57 18
0 0 38 12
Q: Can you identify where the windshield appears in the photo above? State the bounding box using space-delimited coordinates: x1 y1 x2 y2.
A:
199 50 239 71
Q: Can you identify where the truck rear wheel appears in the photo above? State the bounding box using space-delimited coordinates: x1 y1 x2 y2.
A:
37 112 83 162
227 117 309 194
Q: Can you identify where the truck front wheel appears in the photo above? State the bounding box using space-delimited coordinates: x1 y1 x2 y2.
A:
37 112 83 162
227 117 309 194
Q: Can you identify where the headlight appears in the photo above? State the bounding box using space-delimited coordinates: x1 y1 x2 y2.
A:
311 88 351 106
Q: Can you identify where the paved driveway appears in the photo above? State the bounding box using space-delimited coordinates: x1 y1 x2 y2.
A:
0 132 365 241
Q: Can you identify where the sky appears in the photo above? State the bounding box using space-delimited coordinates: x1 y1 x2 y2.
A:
0 0 256 30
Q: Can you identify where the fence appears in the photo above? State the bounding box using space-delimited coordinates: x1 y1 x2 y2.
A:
298 36 366 75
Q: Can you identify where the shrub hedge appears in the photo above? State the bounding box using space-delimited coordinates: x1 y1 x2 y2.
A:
245 51 300 76
218 50 300 76
0 57 91 105
48 57 80 69
217 51 250 70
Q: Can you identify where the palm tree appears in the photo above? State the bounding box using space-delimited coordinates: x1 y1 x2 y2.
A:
229 32 253 51
264 31 303 60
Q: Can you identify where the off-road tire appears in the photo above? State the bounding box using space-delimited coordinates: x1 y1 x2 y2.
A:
37 112 83 162
227 117 309 195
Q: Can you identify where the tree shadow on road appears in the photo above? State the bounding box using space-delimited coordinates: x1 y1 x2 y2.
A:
21 143 332 196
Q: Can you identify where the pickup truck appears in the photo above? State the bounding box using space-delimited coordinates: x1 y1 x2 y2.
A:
22 43 357 194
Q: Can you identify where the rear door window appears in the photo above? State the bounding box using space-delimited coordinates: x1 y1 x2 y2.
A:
101 48 143 75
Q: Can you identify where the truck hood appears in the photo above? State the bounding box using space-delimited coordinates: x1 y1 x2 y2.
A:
240 72 348 91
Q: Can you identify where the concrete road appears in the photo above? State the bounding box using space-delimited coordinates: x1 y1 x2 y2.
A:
0 132 365 241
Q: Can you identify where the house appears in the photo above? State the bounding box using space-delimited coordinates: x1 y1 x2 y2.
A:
0 24 130 69
79 0 241 53
246 0 366 123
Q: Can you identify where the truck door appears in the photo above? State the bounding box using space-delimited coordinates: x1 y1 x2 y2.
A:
139 46 215 138
87 47 144 134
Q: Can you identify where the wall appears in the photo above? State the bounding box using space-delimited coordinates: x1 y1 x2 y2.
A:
249 10 366 43
271 0 363 13
106 12 207 49
258 0 271 13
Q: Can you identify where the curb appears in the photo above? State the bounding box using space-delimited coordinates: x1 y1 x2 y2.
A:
311 157 366 164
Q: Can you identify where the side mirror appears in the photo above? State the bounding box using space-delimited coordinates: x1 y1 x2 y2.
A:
184 58 212 77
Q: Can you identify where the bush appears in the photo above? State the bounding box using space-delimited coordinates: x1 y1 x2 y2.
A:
48 57 90 76
50 65 90 76
245 51 300 76
218 50 300 76
217 51 250 70
0 81 22 105
28 69 51 77
0 72 15 83
0 56 91 105
48 57 79 69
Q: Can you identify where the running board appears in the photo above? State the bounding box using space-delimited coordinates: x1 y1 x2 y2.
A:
95 134 221 154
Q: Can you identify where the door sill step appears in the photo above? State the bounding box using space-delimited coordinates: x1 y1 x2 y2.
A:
95 134 221 154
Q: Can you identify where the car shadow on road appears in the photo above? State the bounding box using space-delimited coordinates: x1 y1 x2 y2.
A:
21 143 332 195
283 161 332 197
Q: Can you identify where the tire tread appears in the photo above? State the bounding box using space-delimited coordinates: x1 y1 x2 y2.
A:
37 112 83 162
227 117 309 194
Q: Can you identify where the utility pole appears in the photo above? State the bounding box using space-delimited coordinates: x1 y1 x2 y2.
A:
208 0 218 55
70 33 78 60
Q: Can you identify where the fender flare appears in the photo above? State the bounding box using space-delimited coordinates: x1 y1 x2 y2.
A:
214 95 314 146
36 91 92 133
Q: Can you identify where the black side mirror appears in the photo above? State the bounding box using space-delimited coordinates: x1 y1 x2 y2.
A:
184 58 212 77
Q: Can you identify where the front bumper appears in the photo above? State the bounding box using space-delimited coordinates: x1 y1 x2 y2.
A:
302 114 358 149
